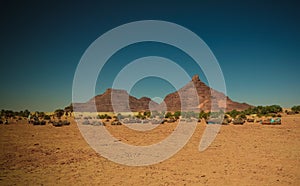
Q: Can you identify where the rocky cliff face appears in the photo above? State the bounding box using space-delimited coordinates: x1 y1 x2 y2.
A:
73 75 252 112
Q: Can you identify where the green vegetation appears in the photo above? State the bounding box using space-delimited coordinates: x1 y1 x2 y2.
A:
35 111 45 118
143 111 151 118
98 114 112 119
226 105 283 118
54 109 64 118
64 104 73 112
199 110 209 120
227 109 240 119
173 111 181 120
0 109 31 118
135 112 146 119
291 105 300 113
0 104 292 124
239 113 247 120
44 115 51 120
164 112 173 119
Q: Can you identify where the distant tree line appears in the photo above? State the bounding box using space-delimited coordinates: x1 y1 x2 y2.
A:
113 105 287 121
2 104 299 122
0 109 31 118
291 105 300 113
54 104 74 118
226 105 283 119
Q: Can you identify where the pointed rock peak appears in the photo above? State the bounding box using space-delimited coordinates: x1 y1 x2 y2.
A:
192 74 200 82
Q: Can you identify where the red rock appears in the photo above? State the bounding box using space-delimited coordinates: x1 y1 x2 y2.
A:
73 75 252 112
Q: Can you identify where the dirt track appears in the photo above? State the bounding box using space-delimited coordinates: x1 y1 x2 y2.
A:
0 116 300 185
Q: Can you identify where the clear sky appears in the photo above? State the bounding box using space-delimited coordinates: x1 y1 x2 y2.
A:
0 0 299 111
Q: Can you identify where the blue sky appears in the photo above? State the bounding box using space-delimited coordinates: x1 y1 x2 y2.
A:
0 0 299 111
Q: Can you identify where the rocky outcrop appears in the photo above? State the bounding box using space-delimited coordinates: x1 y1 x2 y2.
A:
73 75 252 112
163 75 252 112
74 88 157 112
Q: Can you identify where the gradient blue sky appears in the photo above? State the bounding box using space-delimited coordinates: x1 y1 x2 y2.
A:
0 0 299 111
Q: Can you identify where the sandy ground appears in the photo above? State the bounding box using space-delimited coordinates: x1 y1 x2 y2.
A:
0 115 300 185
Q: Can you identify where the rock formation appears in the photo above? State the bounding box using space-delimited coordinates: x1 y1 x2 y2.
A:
73 75 252 112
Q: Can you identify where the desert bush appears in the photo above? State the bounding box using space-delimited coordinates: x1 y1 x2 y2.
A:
173 111 181 119
98 114 112 119
143 111 151 118
164 112 173 119
247 118 255 122
22 110 30 117
54 109 64 118
44 115 51 120
226 109 240 119
229 105 283 118
199 111 209 120
64 104 73 113
117 113 125 120
287 111 296 115
291 105 300 113
239 114 247 120
111 120 122 125
232 118 245 125
98 114 106 119
38 112 45 118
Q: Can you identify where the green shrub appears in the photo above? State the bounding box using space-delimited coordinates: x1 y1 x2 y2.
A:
44 115 51 120
227 109 240 119
239 114 247 120
291 105 300 113
164 112 173 118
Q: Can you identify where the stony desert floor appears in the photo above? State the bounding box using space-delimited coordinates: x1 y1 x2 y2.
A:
0 115 300 185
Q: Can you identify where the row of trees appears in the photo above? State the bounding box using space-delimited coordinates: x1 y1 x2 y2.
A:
112 111 204 120
109 105 288 121
162 105 284 120
0 103 74 120
54 104 74 118
226 105 283 119
2 104 299 121
1 109 31 118
0 109 51 120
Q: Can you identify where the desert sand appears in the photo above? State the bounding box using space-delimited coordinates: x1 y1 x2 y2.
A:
0 115 300 185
